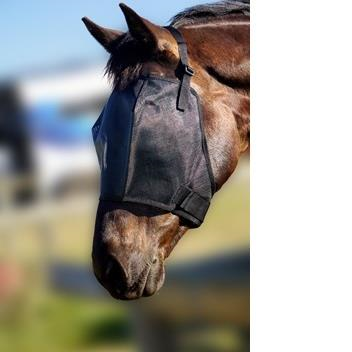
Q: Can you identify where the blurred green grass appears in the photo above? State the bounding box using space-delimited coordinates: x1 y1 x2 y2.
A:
0 292 135 352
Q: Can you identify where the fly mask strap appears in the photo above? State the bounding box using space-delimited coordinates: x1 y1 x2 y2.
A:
165 26 194 111
163 26 213 226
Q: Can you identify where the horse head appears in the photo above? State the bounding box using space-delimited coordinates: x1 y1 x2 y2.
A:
83 2 249 300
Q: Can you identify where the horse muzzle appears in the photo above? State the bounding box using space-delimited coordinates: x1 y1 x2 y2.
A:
92 201 183 300
92 250 165 300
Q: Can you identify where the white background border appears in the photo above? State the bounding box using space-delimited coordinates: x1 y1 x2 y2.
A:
251 0 352 350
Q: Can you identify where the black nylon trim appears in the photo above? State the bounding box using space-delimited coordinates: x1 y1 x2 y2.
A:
99 196 202 227
100 190 207 228
100 196 174 212
192 90 217 194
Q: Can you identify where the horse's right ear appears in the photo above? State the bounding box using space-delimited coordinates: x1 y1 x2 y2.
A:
119 3 177 56
82 17 123 52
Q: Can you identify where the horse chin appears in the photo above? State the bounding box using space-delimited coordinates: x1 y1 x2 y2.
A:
142 260 165 297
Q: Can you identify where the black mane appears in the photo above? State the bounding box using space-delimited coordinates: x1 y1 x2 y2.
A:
170 0 250 27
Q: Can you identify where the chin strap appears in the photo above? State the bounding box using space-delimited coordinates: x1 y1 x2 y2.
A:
164 26 194 111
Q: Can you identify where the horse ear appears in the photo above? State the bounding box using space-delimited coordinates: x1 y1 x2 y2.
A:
119 3 174 52
82 17 123 52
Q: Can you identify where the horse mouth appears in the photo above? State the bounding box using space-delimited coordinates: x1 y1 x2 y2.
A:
101 261 165 301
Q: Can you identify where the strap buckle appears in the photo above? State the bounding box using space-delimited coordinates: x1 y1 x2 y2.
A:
184 65 195 76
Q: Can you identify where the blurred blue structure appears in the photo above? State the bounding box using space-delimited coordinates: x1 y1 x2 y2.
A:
28 102 94 146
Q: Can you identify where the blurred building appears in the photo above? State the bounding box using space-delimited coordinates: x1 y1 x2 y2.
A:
0 63 110 204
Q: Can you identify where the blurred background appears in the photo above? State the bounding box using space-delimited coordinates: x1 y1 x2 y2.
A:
0 1 249 351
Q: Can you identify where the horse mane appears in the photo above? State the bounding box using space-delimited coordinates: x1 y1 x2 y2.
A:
106 0 250 89
105 34 145 89
170 0 250 27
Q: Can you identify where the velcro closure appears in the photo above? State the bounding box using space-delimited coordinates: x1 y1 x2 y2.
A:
173 185 210 223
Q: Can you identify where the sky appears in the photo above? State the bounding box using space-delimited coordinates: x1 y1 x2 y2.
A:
0 0 210 79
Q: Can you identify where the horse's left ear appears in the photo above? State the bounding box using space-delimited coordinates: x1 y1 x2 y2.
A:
119 3 176 55
82 17 123 52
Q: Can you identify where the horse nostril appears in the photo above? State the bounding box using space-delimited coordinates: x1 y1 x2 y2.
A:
152 257 157 264
106 258 128 287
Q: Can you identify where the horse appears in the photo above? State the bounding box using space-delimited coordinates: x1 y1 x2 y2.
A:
82 0 249 300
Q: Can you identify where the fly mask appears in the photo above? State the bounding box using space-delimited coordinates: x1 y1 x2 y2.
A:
92 26 216 227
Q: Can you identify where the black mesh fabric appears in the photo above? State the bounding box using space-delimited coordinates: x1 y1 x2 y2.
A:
92 76 215 227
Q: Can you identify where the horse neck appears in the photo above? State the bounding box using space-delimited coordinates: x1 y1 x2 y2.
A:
180 19 250 188
181 18 250 90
